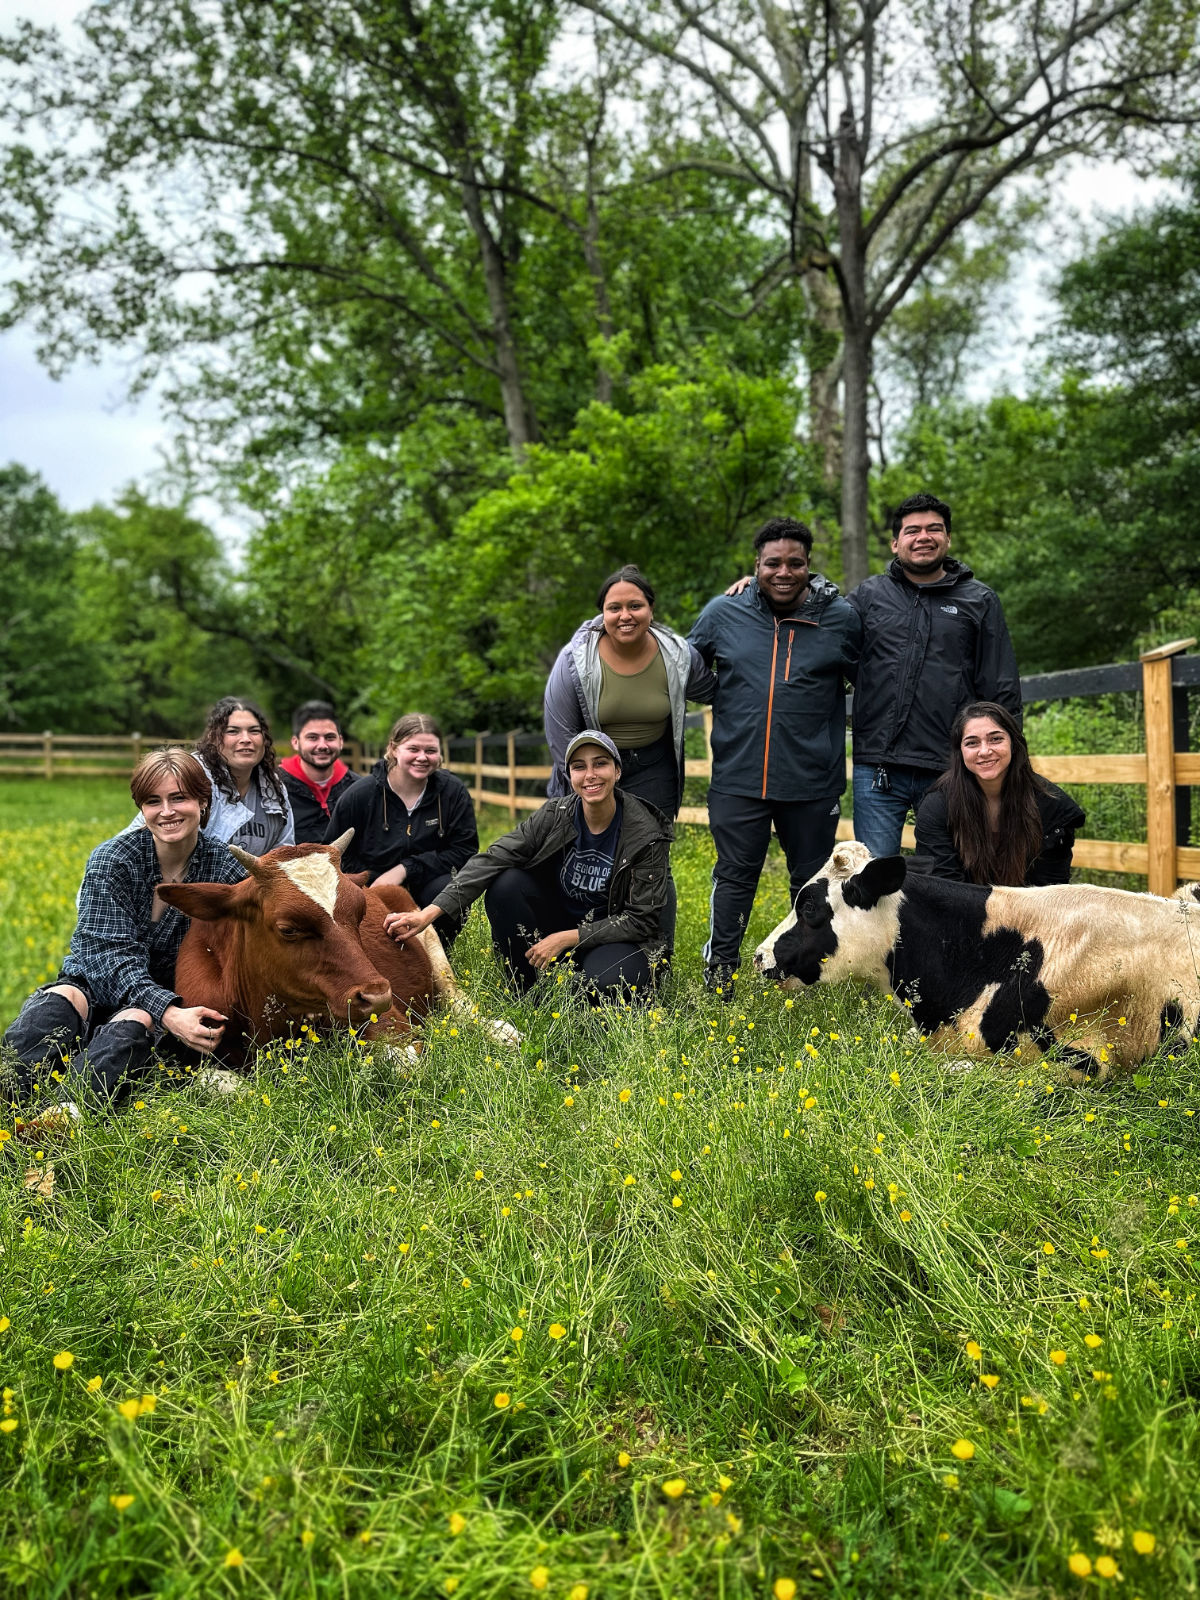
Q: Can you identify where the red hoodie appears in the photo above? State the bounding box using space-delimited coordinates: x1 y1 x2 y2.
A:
280 754 351 814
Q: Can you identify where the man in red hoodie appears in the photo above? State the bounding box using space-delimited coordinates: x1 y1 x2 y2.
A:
279 701 361 843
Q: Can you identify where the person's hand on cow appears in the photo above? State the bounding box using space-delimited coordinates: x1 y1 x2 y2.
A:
373 862 409 887
725 574 753 596
526 928 580 971
162 1003 228 1055
384 904 439 942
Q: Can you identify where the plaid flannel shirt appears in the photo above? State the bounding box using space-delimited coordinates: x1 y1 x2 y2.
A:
59 827 245 1025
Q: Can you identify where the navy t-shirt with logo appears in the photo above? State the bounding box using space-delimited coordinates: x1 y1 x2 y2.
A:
559 800 622 920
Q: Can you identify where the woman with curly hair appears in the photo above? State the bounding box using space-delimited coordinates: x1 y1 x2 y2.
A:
914 701 1084 886
194 696 294 855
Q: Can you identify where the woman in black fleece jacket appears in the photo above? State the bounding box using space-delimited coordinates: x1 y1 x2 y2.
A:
323 714 478 943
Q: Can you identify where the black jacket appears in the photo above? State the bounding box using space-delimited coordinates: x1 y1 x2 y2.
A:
688 576 861 801
913 781 1086 886
847 559 1021 774
323 762 479 896
281 762 361 845
433 791 673 954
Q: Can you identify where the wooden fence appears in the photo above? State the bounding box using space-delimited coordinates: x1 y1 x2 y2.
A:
6 638 1200 895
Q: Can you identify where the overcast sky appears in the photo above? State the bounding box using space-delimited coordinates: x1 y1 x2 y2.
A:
0 0 1167 535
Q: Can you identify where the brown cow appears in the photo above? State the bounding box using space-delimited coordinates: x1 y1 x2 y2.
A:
158 831 517 1064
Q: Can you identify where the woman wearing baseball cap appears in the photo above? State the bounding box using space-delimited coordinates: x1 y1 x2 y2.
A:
382 731 671 1003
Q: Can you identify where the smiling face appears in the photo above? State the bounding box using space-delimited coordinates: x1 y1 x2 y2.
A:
293 718 343 777
390 733 442 786
754 538 810 614
568 745 619 806
602 580 654 648
891 510 951 580
222 712 266 777
960 716 1012 791
140 784 204 852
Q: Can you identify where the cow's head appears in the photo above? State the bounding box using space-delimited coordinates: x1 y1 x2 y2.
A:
755 842 907 989
158 830 394 1025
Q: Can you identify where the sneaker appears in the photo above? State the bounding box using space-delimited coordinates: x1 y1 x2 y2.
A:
703 963 737 1001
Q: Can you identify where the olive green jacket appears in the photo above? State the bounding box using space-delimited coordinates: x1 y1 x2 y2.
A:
432 791 673 953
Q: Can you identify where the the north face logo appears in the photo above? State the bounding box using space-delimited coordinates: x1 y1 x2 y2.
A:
940 604 959 614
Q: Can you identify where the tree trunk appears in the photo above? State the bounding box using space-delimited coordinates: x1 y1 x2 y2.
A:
584 164 614 406
457 162 538 451
833 111 869 592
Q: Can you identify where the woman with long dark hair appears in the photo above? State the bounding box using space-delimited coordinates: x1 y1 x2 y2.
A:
194 695 293 855
914 701 1084 886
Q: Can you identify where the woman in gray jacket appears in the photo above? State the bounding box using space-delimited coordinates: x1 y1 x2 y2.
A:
543 565 715 818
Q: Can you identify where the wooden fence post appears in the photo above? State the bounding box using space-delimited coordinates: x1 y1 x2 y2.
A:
42 730 53 780
506 731 517 821
474 734 484 806
1141 638 1196 896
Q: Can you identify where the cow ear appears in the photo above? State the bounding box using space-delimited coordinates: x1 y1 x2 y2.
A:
157 883 247 921
843 855 906 910
346 870 371 886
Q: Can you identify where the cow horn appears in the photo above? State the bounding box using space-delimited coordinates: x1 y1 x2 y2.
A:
328 827 355 856
228 844 267 877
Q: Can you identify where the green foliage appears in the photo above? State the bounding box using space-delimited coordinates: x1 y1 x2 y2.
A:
885 175 1200 673
2 790 1200 1597
0 465 103 731
356 357 809 729
69 491 272 736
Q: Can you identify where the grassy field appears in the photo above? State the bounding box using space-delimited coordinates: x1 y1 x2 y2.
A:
0 779 1198 1598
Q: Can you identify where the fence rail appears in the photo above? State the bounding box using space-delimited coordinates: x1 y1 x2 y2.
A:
6 638 1200 892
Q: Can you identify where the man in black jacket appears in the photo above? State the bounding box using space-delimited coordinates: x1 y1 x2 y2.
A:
849 492 1020 856
279 701 361 844
690 518 861 996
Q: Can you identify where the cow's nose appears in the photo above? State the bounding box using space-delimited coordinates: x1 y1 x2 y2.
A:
346 983 392 1019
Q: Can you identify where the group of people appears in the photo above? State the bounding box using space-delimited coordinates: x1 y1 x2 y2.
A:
3 488 1084 1110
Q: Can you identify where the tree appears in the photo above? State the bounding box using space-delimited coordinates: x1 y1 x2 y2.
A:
349 354 809 727
0 0 807 489
886 175 1200 670
0 465 104 730
577 0 1200 586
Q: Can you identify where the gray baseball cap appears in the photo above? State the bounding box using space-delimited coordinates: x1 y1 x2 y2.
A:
564 729 622 767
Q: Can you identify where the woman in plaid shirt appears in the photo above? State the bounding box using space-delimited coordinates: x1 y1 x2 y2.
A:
2 749 244 1113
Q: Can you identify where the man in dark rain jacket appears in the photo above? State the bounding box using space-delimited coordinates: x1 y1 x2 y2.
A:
689 517 861 997
848 492 1021 856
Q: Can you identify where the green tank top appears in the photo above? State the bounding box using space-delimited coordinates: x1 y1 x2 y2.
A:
597 650 671 748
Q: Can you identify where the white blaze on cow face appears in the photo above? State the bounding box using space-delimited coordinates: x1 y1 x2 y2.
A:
278 853 341 918
756 843 904 992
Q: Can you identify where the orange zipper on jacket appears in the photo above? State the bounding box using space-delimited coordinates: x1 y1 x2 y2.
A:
761 624 781 797
762 614 815 797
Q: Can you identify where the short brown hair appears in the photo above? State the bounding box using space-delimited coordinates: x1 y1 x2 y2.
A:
130 748 213 827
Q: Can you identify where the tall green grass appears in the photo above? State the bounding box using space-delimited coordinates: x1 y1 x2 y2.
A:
0 785 1198 1598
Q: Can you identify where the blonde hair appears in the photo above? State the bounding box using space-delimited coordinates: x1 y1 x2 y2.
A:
130 748 213 827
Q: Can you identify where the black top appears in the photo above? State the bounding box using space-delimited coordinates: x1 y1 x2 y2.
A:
323 761 479 893
281 762 361 845
913 780 1086 886
559 799 623 918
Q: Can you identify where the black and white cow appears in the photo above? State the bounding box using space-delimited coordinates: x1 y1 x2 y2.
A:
754 841 1200 1076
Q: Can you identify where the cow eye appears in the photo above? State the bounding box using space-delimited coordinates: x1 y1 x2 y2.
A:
276 924 310 941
